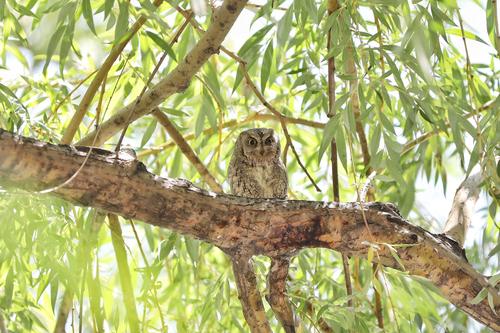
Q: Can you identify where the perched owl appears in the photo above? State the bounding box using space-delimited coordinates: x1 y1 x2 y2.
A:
228 128 288 199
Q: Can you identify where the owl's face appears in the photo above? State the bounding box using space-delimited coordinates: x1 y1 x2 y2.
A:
238 128 280 165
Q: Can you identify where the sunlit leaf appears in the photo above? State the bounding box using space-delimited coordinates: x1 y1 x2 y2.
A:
146 30 177 62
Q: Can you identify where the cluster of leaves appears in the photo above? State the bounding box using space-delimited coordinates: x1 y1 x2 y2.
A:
0 0 498 332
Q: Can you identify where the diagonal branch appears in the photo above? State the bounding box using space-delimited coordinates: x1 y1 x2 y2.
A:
153 109 223 192
77 0 249 147
61 0 165 144
0 130 499 331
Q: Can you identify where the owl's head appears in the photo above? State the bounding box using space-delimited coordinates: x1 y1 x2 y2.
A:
236 128 281 165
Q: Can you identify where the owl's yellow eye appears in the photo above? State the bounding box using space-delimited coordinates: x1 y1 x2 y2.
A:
248 138 257 146
264 137 273 145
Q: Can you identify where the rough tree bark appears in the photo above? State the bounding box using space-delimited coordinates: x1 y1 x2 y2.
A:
0 130 499 331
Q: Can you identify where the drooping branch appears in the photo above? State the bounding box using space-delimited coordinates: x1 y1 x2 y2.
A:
153 109 223 192
442 172 483 246
0 130 499 331
77 0 249 146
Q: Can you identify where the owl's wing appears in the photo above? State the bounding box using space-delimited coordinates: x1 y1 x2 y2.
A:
272 161 288 199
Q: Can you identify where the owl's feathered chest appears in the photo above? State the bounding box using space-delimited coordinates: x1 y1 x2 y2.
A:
246 164 275 197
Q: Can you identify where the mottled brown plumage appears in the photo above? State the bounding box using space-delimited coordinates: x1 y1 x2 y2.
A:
228 128 288 199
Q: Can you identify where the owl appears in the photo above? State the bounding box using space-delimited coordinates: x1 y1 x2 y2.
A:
228 128 288 199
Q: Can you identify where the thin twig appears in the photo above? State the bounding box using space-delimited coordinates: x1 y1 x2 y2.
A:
372 263 384 329
138 99 493 159
458 11 485 168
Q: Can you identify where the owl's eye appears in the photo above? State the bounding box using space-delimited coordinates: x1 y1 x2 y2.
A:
264 137 273 145
247 138 257 146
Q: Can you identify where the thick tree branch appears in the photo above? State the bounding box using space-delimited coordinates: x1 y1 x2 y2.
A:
231 256 272 332
442 172 483 246
77 0 249 146
266 257 296 333
0 130 499 331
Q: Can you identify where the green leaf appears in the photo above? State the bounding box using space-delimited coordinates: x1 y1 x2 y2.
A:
359 0 402 6
43 23 66 74
0 0 5 19
369 124 382 157
59 12 76 75
115 0 129 42
487 292 497 314
185 238 200 265
146 31 177 62
335 127 348 172
488 274 500 287
104 0 115 18
5 44 29 68
140 119 157 147
159 233 177 260
232 64 245 94
50 278 58 312
277 4 293 47
204 62 225 109
82 0 96 35
170 148 183 178
238 24 274 59
0 83 18 99
202 88 217 131
301 0 318 24
261 40 274 92
3 266 14 308
318 114 341 163
470 288 488 305
446 28 489 45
